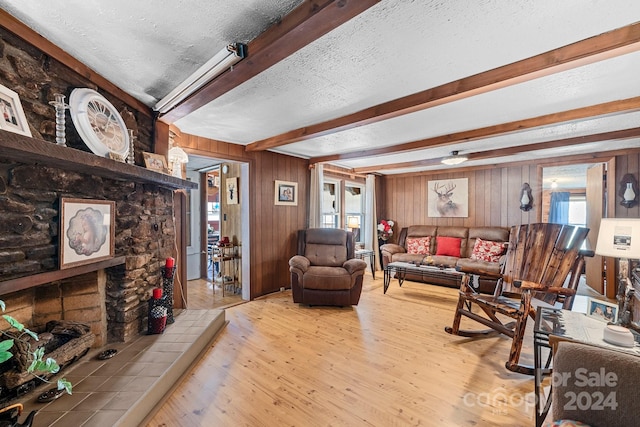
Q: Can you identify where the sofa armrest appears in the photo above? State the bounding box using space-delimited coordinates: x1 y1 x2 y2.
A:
289 255 310 273
455 258 502 278
380 243 405 256
343 258 367 275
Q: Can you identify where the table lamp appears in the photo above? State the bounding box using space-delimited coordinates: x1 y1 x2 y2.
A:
594 218 640 327
347 216 360 231
347 216 361 243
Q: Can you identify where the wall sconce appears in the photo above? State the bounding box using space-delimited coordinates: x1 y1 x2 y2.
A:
519 182 533 212
619 173 638 208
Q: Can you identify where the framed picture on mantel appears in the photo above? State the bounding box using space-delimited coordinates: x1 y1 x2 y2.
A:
59 198 115 269
0 84 31 137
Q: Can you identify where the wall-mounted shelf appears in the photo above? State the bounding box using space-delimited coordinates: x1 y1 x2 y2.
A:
0 256 126 296
0 130 197 190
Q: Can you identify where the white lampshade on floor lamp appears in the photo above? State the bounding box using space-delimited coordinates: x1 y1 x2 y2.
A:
594 218 640 326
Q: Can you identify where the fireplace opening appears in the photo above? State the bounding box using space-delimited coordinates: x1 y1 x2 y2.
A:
0 320 94 405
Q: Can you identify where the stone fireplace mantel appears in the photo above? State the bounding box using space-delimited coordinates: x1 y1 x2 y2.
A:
0 130 197 191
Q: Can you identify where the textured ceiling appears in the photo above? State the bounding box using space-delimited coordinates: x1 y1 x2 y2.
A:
1 0 639 179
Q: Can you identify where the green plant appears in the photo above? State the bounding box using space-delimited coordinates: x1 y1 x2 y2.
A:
0 300 72 395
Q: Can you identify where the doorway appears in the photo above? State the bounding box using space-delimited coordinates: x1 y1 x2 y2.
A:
541 158 616 297
184 155 248 309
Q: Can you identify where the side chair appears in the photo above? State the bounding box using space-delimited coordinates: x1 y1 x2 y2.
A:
445 223 592 374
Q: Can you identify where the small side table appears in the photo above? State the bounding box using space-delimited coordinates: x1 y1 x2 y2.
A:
355 249 375 279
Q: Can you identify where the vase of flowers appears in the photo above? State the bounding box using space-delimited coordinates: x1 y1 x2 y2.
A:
377 220 394 267
377 220 394 242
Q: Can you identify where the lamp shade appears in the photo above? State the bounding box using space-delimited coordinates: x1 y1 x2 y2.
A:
347 216 360 229
595 218 640 259
168 147 189 164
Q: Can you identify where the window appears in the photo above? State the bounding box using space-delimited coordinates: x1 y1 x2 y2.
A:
567 194 586 227
322 180 339 228
345 183 365 243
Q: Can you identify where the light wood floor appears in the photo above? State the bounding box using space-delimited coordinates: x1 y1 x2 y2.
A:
146 274 559 426
185 277 244 310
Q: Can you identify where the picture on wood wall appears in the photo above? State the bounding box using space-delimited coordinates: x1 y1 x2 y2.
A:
274 180 298 206
428 178 469 218
226 177 238 205
59 198 115 269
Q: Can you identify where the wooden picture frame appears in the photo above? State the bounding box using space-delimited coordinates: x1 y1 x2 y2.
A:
226 177 239 205
143 152 168 173
59 198 115 269
427 178 469 218
0 84 31 136
586 298 618 323
274 180 298 206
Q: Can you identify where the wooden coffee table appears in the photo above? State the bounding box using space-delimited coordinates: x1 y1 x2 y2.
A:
383 261 463 293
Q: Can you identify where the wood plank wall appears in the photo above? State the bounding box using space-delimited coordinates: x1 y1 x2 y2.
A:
380 165 538 234
178 134 309 299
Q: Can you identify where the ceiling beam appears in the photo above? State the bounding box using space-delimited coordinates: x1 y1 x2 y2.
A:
159 0 380 123
310 96 640 164
246 22 640 152
352 127 640 173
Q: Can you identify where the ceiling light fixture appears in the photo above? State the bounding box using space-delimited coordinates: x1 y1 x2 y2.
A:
551 180 558 189
154 43 247 114
441 151 468 166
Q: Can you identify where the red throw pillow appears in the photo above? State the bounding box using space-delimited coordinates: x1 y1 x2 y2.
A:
435 236 462 257
406 236 431 255
470 238 507 263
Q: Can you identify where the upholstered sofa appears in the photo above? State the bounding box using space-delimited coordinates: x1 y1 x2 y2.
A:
289 228 367 306
380 225 510 293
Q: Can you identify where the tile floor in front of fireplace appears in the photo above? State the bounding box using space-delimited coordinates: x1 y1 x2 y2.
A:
16 308 226 427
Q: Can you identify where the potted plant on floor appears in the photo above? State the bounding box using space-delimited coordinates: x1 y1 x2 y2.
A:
0 300 72 426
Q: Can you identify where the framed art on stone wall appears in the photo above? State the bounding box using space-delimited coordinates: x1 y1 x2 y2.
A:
428 178 469 218
59 198 115 269
0 84 31 137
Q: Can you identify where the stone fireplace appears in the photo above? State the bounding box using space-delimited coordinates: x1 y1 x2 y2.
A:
0 24 195 349
0 143 189 346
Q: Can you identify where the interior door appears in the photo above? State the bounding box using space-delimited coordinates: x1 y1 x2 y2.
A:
185 170 202 281
585 163 605 294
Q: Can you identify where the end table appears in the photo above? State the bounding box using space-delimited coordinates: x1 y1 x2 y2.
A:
355 249 375 279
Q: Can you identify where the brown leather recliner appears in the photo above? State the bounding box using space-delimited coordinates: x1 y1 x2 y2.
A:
289 228 367 306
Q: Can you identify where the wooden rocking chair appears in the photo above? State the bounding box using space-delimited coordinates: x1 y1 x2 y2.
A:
445 223 592 374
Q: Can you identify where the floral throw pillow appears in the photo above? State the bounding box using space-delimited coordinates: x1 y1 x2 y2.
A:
406 236 431 255
470 238 507 263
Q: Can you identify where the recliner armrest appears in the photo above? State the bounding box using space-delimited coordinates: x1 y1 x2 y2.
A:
343 258 367 274
289 255 310 273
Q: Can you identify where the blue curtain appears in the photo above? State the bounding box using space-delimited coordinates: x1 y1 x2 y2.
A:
549 192 570 224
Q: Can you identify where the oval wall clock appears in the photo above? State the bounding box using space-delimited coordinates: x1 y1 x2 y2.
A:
69 88 130 158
